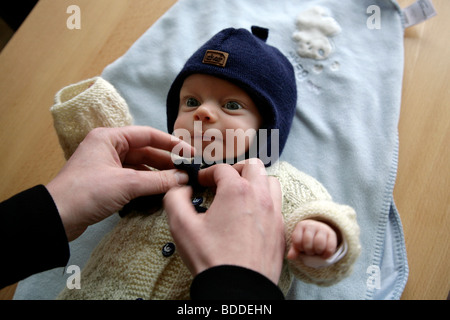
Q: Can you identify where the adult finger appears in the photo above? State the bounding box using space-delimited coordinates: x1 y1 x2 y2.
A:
197 163 241 188
231 158 265 176
114 126 194 160
124 168 189 198
121 126 190 150
124 147 175 170
237 158 268 184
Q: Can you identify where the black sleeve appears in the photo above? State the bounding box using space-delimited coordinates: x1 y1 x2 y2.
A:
190 265 285 300
0 185 70 289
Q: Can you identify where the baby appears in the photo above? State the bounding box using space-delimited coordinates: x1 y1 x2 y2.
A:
53 27 360 299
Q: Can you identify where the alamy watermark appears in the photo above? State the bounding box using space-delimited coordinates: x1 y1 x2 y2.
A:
66 263 383 290
367 5 381 30
66 265 81 289
170 121 280 166
66 4 382 32
66 5 81 30
366 265 381 290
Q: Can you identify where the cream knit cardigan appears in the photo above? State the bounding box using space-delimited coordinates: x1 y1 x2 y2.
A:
51 77 360 300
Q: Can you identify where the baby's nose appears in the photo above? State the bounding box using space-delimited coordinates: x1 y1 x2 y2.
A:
193 104 217 123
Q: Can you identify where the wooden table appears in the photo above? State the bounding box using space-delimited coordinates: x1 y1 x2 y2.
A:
0 0 448 300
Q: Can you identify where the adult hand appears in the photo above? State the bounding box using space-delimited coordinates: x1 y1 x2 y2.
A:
164 159 285 284
47 126 193 241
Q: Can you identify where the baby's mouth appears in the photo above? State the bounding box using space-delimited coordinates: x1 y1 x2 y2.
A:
193 132 219 142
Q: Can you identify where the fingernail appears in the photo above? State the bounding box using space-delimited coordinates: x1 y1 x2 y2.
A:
175 171 189 185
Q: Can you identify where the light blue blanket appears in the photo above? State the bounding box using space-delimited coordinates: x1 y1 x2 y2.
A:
15 0 408 299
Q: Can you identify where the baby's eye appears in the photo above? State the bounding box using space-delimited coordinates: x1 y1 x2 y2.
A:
186 98 200 107
224 101 243 110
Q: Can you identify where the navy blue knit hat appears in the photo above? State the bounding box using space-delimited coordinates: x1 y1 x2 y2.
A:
166 26 297 164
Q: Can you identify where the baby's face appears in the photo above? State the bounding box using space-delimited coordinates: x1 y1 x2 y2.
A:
173 74 262 163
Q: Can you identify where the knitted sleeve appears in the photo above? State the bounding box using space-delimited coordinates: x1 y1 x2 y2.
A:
50 77 133 159
267 161 361 286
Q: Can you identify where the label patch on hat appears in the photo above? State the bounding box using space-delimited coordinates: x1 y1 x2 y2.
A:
202 50 229 67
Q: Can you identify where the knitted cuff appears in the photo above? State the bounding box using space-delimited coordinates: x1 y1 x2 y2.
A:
285 200 361 286
50 77 133 159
